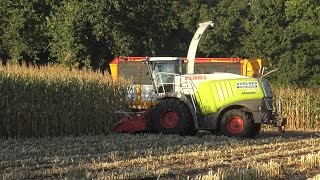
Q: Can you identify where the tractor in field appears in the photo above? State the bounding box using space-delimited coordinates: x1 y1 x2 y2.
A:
113 21 286 137
109 56 262 110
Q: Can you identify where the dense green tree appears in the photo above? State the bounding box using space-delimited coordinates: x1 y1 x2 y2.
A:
0 0 57 63
199 0 251 57
0 1 7 61
46 0 179 69
239 0 287 64
0 0 320 86
172 0 218 56
274 0 320 87
47 1 93 68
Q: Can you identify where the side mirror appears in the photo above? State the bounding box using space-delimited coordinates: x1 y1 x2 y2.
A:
261 67 268 75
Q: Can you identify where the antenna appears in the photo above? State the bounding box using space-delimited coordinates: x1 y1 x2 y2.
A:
261 68 279 78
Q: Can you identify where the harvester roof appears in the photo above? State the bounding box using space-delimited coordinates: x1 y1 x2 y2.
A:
148 57 183 61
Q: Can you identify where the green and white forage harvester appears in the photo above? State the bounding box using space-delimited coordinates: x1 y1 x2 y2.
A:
114 21 286 138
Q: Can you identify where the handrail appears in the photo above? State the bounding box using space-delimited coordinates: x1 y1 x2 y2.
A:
153 72 200 113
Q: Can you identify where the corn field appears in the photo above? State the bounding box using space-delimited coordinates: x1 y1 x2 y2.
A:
0 64 129 138
1 64 320 138
274 87 320 130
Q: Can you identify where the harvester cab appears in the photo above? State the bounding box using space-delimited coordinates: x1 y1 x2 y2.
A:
147 57 183 94
113 21 286 137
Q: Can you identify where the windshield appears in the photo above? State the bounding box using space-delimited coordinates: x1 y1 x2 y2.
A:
149 61 182 93
152 62 176 84
153 62 179 73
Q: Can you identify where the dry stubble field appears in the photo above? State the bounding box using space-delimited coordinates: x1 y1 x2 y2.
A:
1 130 320 180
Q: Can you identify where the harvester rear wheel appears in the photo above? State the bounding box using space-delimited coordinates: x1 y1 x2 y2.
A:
220 109 257 138
150 98 195 135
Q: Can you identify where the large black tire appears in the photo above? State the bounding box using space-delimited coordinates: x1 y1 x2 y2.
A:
220 109 258 138
251 123 261 137
149 98 196 135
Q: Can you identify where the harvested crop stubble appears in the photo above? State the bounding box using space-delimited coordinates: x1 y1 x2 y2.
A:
1 130 320 179
0 64 129 138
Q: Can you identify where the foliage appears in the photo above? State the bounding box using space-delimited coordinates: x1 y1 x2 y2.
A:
0 0 319 86
0 0 57 63
276 0 320 87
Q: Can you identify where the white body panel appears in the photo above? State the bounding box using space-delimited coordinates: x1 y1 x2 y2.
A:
179 73 250 95
153 72 250 96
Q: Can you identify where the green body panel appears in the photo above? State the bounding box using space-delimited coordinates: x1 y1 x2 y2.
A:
195 78 264 114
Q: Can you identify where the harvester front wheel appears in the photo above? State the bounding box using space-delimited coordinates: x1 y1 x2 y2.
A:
220 109 256 138
251 123 261 137
150 98 195 135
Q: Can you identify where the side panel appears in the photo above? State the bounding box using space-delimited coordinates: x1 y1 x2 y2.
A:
194 62 241 74
110 63 118 79
118 61 151 85
195 78 264 114
126 85 157 109
119 62 155 109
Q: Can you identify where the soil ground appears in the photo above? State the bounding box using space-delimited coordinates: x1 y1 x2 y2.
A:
1 130 320 179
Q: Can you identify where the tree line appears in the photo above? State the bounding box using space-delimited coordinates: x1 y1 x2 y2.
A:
0 0 319 87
